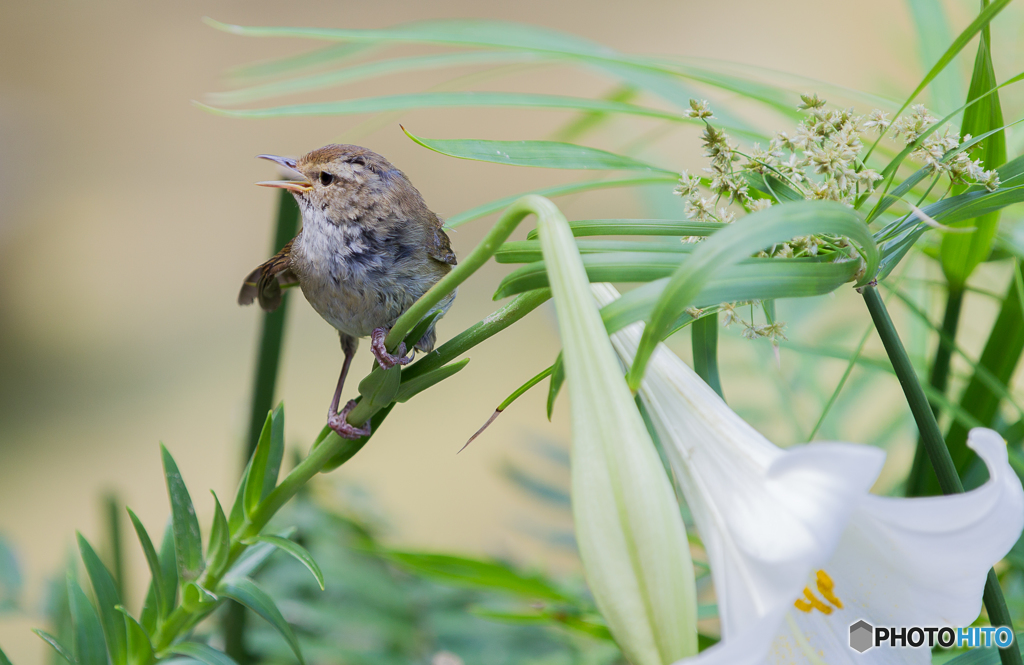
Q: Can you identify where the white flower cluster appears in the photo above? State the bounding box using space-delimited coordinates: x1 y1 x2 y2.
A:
891 105 1001 191
673 95 1002 222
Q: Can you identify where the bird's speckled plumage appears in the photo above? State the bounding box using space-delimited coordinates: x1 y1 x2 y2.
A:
239 144 457 353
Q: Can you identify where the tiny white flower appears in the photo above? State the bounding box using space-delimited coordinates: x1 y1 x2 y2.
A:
686 98 715 119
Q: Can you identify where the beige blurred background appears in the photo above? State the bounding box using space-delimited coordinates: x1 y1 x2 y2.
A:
1 0 1014 661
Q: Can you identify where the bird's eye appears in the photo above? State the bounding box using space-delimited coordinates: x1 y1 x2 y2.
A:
318 172 335 186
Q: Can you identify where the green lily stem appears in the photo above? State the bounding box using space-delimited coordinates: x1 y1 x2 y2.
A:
907 286 963 497
226 188 301 664
862 285 1020 665
383 195 563 352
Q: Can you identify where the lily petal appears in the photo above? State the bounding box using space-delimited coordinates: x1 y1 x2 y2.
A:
594 283 885 637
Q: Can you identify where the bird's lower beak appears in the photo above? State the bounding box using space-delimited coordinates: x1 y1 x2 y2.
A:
256 154 311 192
257 179 313 193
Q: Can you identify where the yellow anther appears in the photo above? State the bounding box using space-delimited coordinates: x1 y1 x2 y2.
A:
815 570 844 609
803 587 833 614
794 598 814 613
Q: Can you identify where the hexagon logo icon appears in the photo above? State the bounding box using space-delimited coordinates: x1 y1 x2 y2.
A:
849 620 874 653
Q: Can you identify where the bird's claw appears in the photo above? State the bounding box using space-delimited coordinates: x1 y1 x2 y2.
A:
327 400 372 440
371 327 413 369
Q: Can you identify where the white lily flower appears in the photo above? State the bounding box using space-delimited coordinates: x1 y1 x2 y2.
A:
534 199 697 664
593 284 1024 664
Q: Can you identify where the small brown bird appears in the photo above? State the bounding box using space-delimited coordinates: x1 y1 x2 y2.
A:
239 144 457 439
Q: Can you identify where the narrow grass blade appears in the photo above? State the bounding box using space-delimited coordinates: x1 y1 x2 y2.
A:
890 0 1011 121
905 0 963 115
448 174 678 228
525 219 725 240
691 314 723 399
212 51 533 105
404 128 675 172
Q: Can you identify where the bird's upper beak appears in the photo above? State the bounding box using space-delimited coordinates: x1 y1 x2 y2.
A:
256 154 312 193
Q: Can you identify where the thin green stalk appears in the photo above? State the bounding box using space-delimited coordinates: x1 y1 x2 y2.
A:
861 285 1020 665
243 191 301 461
226 189 300 664
906 287 964 496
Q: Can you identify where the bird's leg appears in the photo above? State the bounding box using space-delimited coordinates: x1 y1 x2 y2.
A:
370 327 413 370
327 400 371 440
327 334 371 440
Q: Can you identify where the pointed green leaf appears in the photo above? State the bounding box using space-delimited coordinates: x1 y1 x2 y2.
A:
33 630 75 665
264 406 285 500
357 363 402 411
206 493 230 575
243 536 324 590
223 528 296 581
167 642 238 665
395 359 470 403
66 576 107 665
228 460 250 535
0 644 11 665
691 314 723 399
939 25 1007 288
244 410 274 518
156 522 178 620
181 582 219 613
160 445 204 582
114 608 153 665
403 128 674 173
218 579 304 665
76 534 127 665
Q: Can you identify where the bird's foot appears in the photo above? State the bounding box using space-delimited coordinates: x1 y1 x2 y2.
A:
371 327 413 370
327 400 372 440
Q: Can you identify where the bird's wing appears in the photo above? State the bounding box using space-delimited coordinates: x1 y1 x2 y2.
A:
238 238 298 311
427 214 458 266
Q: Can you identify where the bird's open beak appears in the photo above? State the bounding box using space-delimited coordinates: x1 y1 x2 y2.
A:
256 154 312 193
